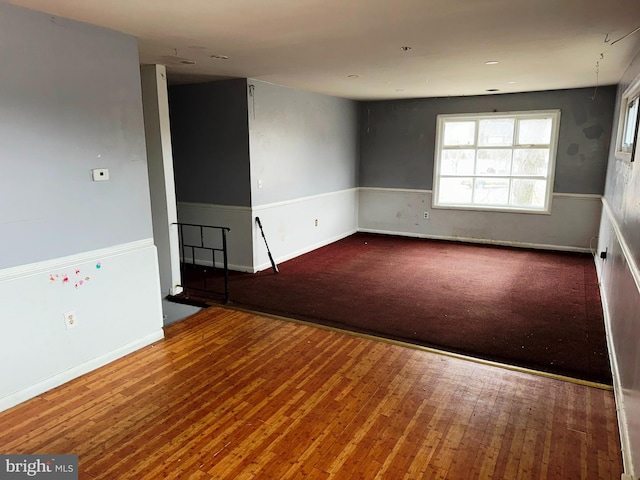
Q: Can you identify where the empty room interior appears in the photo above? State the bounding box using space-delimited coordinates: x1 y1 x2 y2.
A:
1 0 640 478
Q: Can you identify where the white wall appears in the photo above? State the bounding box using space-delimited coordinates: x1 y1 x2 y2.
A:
0 3 164 411
359 188 602 252
178 189 358 273
252 189 358 272
0 242 163 411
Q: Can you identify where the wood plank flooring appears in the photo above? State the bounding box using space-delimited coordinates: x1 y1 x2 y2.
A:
0 307 623 479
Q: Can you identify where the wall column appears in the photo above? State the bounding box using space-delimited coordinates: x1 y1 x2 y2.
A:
141 65 183 300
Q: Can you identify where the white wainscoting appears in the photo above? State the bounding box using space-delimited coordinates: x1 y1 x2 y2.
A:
179 189 358 273
596 200 640 477
0 239 164 412
252 188 359 272
358 187 602 252
177 202 254 271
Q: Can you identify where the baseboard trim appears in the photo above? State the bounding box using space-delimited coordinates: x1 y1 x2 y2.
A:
357 228 591 253
253 228 357 273
221 304 611 390
0 329 164 413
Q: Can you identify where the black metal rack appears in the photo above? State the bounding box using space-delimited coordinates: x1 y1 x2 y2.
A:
174 223 230 304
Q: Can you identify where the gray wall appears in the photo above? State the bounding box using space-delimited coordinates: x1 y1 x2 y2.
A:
360 87 616 194
0 3 153 269
169 79 251 206
248 80 359 206
596 47 640 475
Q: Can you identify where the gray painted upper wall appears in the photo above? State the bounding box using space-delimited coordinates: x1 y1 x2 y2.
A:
169 79 251 207
248 80 359 206
359 87 616 194
0 3 153 269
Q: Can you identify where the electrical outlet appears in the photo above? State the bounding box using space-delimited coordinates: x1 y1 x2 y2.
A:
91 168 109 181
64 311 78 329
315 219 318 227
423 211 429 220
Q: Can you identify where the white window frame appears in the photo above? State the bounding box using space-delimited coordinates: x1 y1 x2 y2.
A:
432 109 561 215
615 77 640 162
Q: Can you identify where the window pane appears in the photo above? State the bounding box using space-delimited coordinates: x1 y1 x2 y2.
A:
434 111 558 213
510 179 546 208
443 121 475 146
473 178 509 205
513 149 549 176
622 97 638 150
441 149 475 175
438 177 473 204
518 118 552 145
478 119 514 146
476 149 512 175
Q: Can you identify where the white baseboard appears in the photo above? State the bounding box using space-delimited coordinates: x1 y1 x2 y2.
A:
358 227 592 253
254 228 357 273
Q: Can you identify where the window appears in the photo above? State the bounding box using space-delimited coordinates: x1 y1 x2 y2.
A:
616 78 640 162
433 110 561 214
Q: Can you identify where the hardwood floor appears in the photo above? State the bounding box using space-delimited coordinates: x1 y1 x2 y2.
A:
0 307 622 479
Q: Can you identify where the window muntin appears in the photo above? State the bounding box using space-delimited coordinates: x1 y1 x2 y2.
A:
433 110 560 214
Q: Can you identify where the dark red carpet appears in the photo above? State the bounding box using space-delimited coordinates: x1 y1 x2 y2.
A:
184 233 612 384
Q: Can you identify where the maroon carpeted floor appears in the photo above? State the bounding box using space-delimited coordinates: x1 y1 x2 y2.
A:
183 233 612 384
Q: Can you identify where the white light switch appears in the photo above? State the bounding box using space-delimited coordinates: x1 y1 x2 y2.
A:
92 168 109 181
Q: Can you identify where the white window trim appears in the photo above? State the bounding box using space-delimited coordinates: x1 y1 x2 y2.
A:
432 109 561 215
615 76 640 162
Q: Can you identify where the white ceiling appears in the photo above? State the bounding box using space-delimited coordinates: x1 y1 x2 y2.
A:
7 0 640 100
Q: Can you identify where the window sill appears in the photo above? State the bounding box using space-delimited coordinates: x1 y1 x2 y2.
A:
615 151 633 163
431 204 552 215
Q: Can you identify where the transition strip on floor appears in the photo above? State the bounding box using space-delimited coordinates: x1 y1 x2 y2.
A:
218 304 613 392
